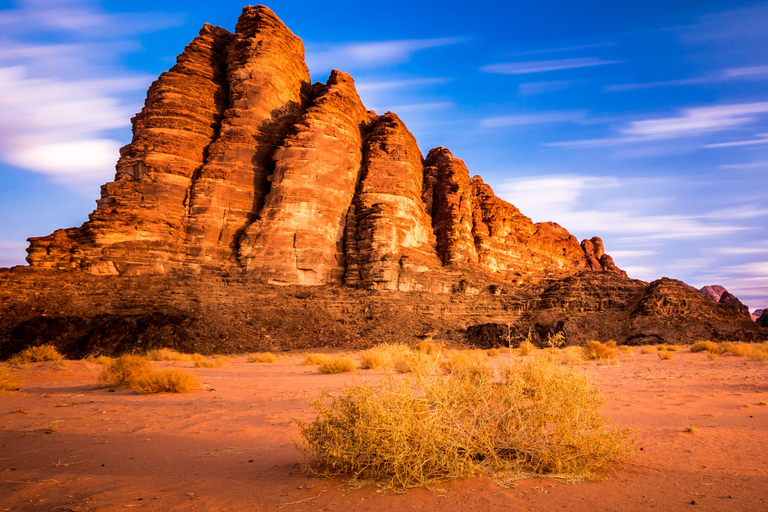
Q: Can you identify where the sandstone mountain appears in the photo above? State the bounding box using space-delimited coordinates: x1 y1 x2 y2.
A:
1 6 765 356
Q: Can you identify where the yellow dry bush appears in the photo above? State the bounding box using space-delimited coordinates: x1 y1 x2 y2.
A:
8 344 64 364
707 351 720 361
618 345 635 356
640 345 657 354
583 341 616 360
295 358 634 488
748 349 768 361
666 345 680 352
319 356 356 374
248 352 278 363
145 348 193 362
133 369 200 394
440 350 491 380
486 348 502 357
302 353 331 366
720 342 752 357
414 341 440 355
559 345 584 365
690 341 721 353
658 351 673 360
359 347 392 370
0 366 20 393
518 340 536 356
393 352 437 376
194 356 227 368
85 355 114 365
99 355 150 389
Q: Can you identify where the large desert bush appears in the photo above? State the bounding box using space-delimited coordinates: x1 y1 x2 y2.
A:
690 341 721 354
0 366 20 393
133 369 200 394
99 355 150 389
295 358 634 488
414 341 440 355
8 344 64 364
393 351 437 376
318 356 356 374
583 341 616 360
359 347 392 370
439 350 491 380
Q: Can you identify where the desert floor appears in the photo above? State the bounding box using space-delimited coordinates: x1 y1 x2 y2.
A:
1 349 767 512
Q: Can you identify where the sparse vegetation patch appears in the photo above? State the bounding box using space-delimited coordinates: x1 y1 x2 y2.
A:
248 352 278 363
8 344 64 365
318 356 356 374
0 366 20 392
134 369 200 394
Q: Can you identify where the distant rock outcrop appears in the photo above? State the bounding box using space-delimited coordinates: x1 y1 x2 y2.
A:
25 5 624 291
700 285 727 302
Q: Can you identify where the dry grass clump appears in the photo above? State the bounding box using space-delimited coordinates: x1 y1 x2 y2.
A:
414 341 440 355
194 356 227 368
583 341 617 360
618 345 635 357
720 342 751 357
302 353 332 366
133 369 200 394
247 352 278 363
559 345 584 365
518 340 536 356
359 347 392 370
8 344 64 365
295 358 634 488
640 345 657 354
145 348 194 362
439 350 491 380
393 352 437 376
319 356 356 374
666 345 681 352
486 348 503 357
658 351 674 360
85 355 114 365
690 341 721 354
0 366 20 393
98 355 150 389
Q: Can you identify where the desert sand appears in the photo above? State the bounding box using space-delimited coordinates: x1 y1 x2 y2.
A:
1 349 767 512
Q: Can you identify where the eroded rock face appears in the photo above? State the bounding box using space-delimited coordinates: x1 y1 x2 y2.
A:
26 5 624 290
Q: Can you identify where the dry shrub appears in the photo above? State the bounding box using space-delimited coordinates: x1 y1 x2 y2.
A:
359 347 392 370
559 345 584 365
99 355 150 389
518 340 536 356
393 352 437 376
618 345 635 357
85 355 114 365
658 351 673 360
414 341 440 355
748 348 768 361
319 356 356 374
194 356 227 368
295 358 634 488
583 341 616 360
720 342 752 357
133 369 200 394
486 348 502 357
8 344 64 364
440 350 491 380
0 366 20 393
690 341 721 354
707 351 720 361
302 353 331 366
248 352 278 363
666 345 681 352
146 348 193 362
640 346 657 354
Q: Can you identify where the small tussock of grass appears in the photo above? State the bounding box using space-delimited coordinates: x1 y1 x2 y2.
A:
194 356 227 368
486 348 502 357
559 345 584 365
640 346 657 354
720 342 751 357
708 351 720 361
393 352 437 376
99 355 150 389
414 341 440 356
294 358 634 488
658 351 674 360
133 369 200 394
518 340 536 356
618 345 635 357
85 355 114 365
359 347 392 370
583 341 617 360
440 350 491 380
8 344 64 365
0 366 20 393
684 424 697 434
145 348 194 362
690 341 722 354
302 353 331 366
247 352 278 363
318 356 356 374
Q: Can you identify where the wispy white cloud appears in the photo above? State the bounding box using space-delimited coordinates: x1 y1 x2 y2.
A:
0 239 28 268
356 77 450 92
481 57 619 75
720 161 768 170
518 80 580 96
482 111 587 128
605 65 768 93
704 133 768 148
509 42 615 57
306 37 467 72
0 0 179 185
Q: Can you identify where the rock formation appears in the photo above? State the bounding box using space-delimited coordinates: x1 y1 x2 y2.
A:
3 5 765 357
700 285 727 302
25 5 623 290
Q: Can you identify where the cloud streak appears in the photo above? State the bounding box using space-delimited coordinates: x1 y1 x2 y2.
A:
481 57 619 75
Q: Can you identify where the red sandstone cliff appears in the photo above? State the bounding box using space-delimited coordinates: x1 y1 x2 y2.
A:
26 5 624 291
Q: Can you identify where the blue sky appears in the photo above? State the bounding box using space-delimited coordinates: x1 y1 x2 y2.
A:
0 0 766 312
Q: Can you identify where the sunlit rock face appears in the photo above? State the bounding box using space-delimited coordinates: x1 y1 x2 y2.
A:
25 5 625 290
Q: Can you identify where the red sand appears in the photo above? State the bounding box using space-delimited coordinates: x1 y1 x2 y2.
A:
1 349 767 511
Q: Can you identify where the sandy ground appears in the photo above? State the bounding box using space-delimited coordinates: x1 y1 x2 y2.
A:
1 349 767 512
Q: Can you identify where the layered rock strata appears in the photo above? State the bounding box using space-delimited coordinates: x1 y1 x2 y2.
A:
26 5 624 290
